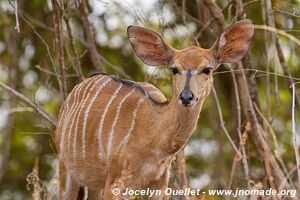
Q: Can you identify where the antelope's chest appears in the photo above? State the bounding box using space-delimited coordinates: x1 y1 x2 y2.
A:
143 157 173 178
130 151 175 187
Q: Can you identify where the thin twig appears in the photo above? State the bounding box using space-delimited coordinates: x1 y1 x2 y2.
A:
262 0 298 107
260 0 277 192
167 0 215 37
19 10 62 103
273 7 300 18
243 0 260 7
253 102 293 186
63 5 85 81
34 65 78 78
14 0 20 33
98 54 132 80
52 0 67 100
231 66 250 188
264 149 277 190
203 0 225 30
279 165 297 191
291 84 300 190
228 151 241 189
8 106 34 114
213 68 300 82
275 38 300 111
212 86 242 158
234 61 289 189
255 25 300 47
20 10 54 32
260 0 271 121
79 1 106 73
17 132 52 136
0 82 57 126
261 0 279 105
194 0 232 40
182 0 186 23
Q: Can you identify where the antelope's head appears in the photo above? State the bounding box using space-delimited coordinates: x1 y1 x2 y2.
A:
128 20 254 107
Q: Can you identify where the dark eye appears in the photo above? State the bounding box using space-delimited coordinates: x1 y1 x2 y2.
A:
171 67 179 74
202 67 212 75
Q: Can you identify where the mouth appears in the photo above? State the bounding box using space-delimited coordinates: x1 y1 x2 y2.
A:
178 98 199 107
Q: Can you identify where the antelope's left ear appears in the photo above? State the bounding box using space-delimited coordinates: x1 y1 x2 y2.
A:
127 26 175 67
211 19 255 64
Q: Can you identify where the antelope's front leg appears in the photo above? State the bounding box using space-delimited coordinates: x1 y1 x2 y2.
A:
59 161 80 200
103 177 121 200
86 188 103 200
148 169 170 200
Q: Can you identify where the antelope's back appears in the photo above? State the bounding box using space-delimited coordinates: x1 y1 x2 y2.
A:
55 74 166 182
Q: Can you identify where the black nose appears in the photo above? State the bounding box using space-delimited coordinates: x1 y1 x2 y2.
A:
179 91 194 105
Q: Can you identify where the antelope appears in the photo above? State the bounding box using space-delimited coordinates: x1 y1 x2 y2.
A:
55 19 254 200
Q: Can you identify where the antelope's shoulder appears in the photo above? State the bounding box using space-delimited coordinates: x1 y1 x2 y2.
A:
137 82 167 103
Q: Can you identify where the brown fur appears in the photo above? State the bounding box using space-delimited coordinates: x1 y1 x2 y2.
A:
55 19 254 200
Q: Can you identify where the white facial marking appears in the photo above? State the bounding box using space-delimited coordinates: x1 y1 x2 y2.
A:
181 70 199 75
190 70 199 75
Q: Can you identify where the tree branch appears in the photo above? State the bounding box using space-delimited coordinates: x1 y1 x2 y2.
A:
51 0 67 100
212 86 242 158
79 1 106 73
0 82 57 126
260 0 300 112
14 0 20 33
64 2 85 81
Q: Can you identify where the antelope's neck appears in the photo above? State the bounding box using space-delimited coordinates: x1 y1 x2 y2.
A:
152 95 203 154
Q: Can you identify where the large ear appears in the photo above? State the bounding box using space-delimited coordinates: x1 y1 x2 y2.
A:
127 26 175 66
211 19 255 63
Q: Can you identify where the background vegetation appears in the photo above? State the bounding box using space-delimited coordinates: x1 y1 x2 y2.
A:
0 0 300 199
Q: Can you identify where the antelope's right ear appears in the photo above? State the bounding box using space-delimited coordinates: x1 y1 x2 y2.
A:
127 26 175 66
211 19 255 64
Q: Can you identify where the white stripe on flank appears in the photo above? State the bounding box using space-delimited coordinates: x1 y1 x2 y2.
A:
62 77 98 153
80 78 113 157
59 97 70 121
68 76 101 155
72 76 109 157
97 83 123 160
57 100 69 139
79 78 111 156
106 88 135 159
117 96 147 153
59 82 86 153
